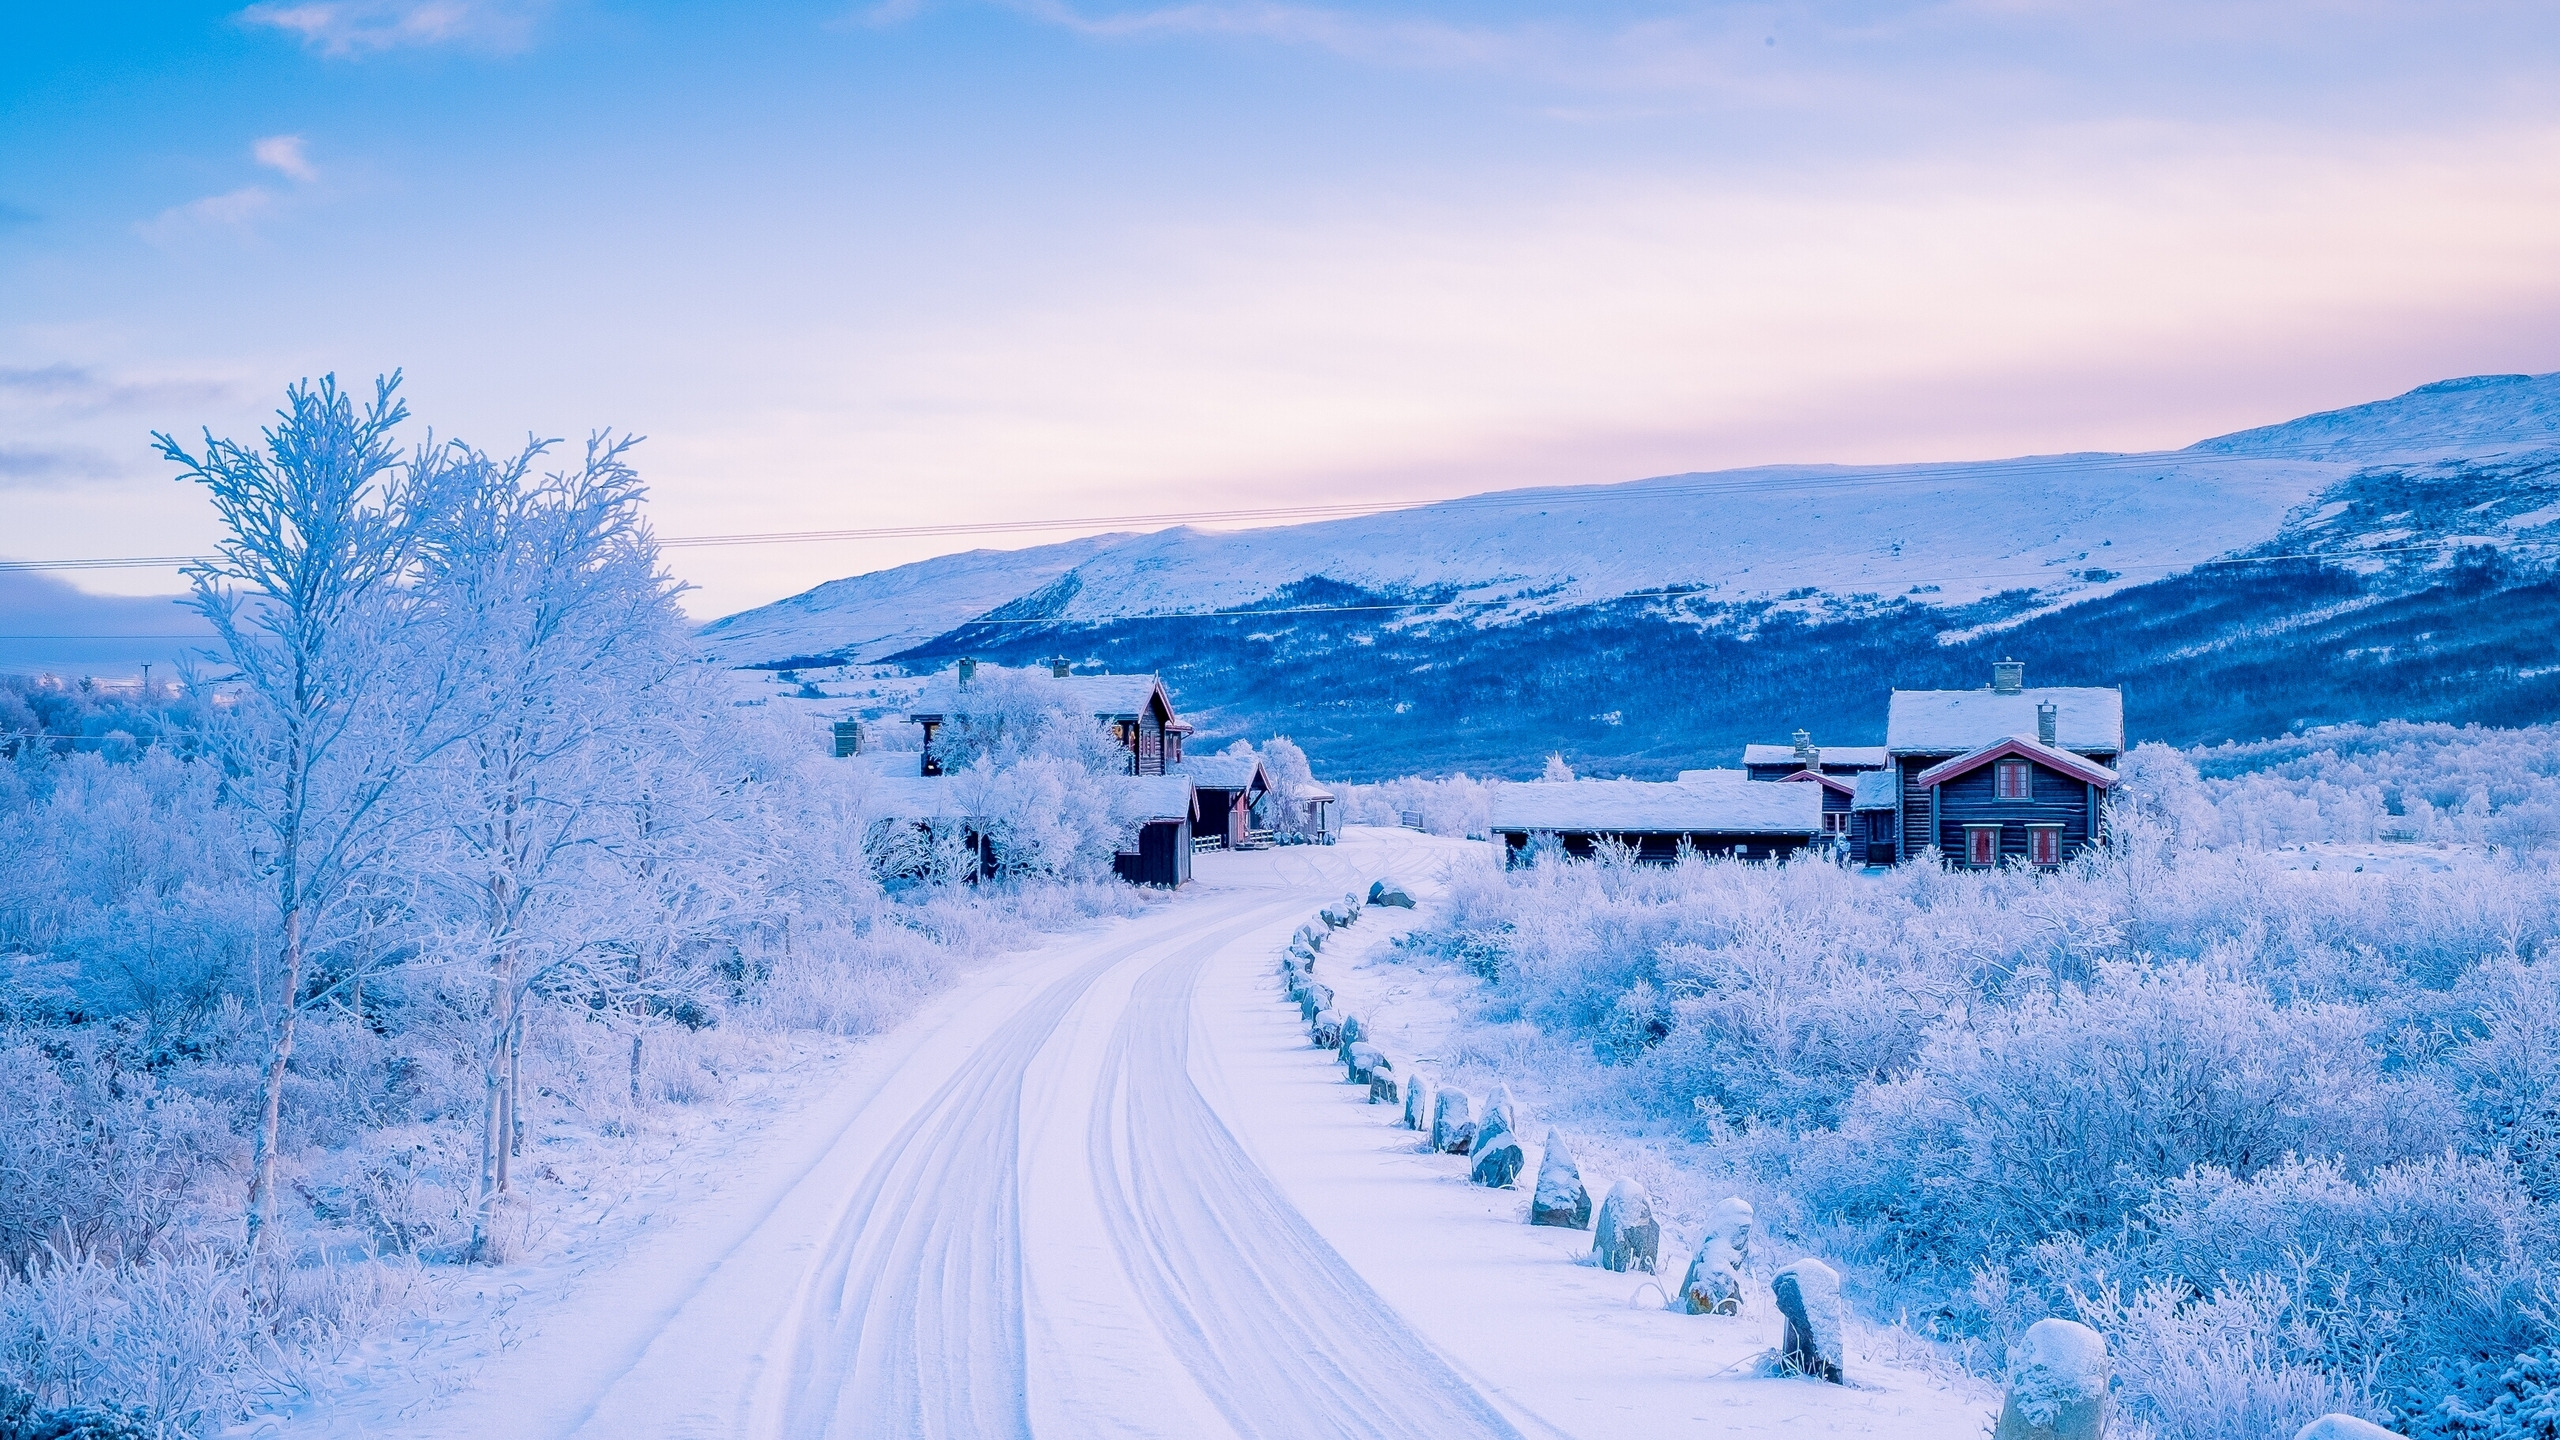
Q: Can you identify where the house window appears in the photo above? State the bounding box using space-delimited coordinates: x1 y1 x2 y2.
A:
1965 824 2001 867
2029 824 2063 867
1823 811 1849 835
1996 759 2032 801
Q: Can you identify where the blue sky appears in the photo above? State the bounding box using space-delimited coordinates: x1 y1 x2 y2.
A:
5 0 2559 622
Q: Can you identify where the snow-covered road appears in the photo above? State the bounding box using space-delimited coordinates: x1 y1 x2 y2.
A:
349 829 1989 1439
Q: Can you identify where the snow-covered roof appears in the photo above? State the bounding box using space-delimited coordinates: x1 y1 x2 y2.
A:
1490 778 1823 836
1886 687 2123 755
863 775 971 821
1740 744 1889 769
1782 770 1856 797
1915 735 2121 790
1851 770 1900 810
1676 768 1748 785
1169 754 1269 793
1119 774 1198 824
908 665 1178 725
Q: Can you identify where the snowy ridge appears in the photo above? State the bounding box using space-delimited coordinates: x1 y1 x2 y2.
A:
700 373 2560 670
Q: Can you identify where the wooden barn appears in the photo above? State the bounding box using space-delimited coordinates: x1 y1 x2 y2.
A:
1886 659 2124 867
908 660 1192 777
1112 775 1198 887
1169 752 1270 849
1488 776 1824 866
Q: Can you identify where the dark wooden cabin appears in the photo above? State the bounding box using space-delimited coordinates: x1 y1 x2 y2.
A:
1169 752 1270 849
909 660 1191 777
1488 777 1824 866
1781 769 1857 843
1111 775 1198 887
1886 660 2124 867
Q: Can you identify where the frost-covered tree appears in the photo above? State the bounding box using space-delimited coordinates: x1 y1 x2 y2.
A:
152 374 442 1251
1542 753 1574 783
409 431 687 1257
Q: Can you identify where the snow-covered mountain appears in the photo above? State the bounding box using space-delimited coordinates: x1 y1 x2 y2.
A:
703 373 2560 671
706 374 2560 778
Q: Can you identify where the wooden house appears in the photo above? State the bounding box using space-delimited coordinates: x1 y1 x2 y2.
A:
1488 776 1823 866
1781 768 1858 843
1885 659 2123 867
1170 752 1271 849
908 660 1191 777
1111 775 1198 887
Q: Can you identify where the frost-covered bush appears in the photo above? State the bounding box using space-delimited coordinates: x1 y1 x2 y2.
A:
1400 729 2560 1432
1339 771 1497 839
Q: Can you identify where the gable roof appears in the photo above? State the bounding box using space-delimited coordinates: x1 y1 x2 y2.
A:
861 775 972 822
1886 687 2124 755
1677 768 1749 785
1741 744 1890 770
908 665 1179 726
1780 769 1857 797
1119 774 1199 824
1490 778 1824 836
1915 734 2121 791
1169 754 1269 794
1851 770 1900 811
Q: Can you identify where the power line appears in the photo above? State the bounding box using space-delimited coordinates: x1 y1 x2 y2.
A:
6 428 2552 576
3 536 2547 646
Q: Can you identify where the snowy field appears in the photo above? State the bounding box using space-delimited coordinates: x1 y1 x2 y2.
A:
251 828 1991 1439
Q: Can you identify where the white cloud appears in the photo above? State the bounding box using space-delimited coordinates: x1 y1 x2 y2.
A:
252 134 317 183
134 186 276 245
237 0 545 57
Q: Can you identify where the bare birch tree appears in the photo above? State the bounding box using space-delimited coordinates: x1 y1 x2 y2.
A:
153 374 433 1252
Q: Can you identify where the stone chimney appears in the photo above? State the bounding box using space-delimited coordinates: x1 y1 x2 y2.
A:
1792 728 1819 768
1993 658 2024 694
1051 657 1072 678
958 658 977 686
2036 701 2057 746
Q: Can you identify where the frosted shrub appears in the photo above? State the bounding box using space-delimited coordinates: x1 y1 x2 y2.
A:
2082 1273 2376 1440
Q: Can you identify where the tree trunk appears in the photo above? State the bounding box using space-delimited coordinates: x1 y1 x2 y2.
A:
244 903 304 1253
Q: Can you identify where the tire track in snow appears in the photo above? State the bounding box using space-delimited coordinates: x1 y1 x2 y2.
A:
1090 939 1529 1440
762 900 1299 1440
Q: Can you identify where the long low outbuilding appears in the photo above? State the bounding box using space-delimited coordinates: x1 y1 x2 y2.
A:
1488 776 1825 865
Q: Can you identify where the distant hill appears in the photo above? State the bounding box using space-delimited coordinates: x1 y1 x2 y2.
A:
717 372 2560 780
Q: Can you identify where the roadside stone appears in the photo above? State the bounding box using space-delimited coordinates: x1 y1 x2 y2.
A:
1677 1197 1753 1315
1431 1089 1476 1155
2295 1419 2399 1440
1367 877 1416 908
1403 1074 1433 1131
1528 1131 1591 1227
1771 1259 1845 1383
1994 1318 2109 1440
1468 1113 1525 1187
1347 1041 1385 1084
1366 1056 1399 1105
1481 1084 1518 1139
1591 1178 1659 1272
1311 1009 1342 1049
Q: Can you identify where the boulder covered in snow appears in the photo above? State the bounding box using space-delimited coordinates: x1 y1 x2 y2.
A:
1528 1131 1591 1227
2293 1419 2399 1440
1311 1010 1342 1049
1431 1089 1476 1155
1468 1114 1525 1187
1591 1178 1659 1272
1300 981 1333 1024
1771 1258 1845 1383
1346 1041 1386 1085
1367 877 1416 908
1993 1318 2108 1440
1366 1059 1400 1105
1482 1084 1519 1140
1402 1074 1433 1131
1678 1196 1753 1315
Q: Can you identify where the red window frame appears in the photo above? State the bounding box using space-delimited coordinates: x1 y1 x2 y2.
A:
1996 759 2032 801
2030 825 2063 867
1966 825 2000 867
